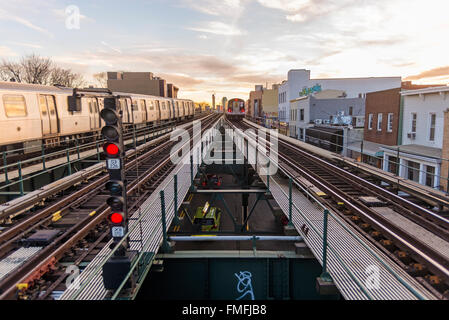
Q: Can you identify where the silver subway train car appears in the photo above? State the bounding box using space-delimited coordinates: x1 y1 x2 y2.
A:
0 82 195 153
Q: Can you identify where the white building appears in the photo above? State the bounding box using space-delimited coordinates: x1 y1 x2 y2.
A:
382 86 449 189
278 69 402 123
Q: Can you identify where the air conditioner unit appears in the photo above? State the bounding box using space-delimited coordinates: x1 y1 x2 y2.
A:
407 133 416 139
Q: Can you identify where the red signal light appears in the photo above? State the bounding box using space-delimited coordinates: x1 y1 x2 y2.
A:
228 108 231 113
104 143 119 156
110 212 124 224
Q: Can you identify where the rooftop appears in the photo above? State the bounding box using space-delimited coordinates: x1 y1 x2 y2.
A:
401 86 449 96
382 144 442 159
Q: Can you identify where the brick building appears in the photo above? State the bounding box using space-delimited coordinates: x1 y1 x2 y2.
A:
248 85 263 118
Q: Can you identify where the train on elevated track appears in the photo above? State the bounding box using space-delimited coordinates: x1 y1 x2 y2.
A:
0 82 196 153
225 98 246 119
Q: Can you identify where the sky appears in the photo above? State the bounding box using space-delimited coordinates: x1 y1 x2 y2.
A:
0 0 448 103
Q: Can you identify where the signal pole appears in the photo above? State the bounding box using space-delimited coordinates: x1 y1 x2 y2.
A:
100 97 133 291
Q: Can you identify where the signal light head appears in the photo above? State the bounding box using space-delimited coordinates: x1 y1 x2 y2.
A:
107 196 124 211
103 142 120 157
101 125 119 141
100 108 119 125
106 181 124 195
110 212 124 224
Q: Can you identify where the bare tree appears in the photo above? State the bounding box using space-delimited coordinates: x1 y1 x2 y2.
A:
93 72 108 88
1 60 24 82
0 66 10 81
50 67 85 88
20 54 53 84
1 54 85 87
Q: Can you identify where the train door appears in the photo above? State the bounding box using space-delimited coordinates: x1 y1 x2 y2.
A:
39 95 59 136
93 98 100 129
140 100 147 123
155 100 161 121
131 99 139 123
118 98 131 123
88 98 100 130
166 101 171 119
126 98 133 123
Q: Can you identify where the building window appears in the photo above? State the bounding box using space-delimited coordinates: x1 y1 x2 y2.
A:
411 113 417 133
429 113 436 142
299 128 304 140
300 109 304 121
377 113 382 131
407 160 420 182
425 165 435 187
387 113 393 132
3 95 27 117
349 106 353 116
368 114 373 130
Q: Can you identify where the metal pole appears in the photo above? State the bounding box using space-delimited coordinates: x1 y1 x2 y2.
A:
190 154 194 190
288 177 293 226
18 161 24 196
173 174 179 224
66 150 72 176
3 152 9 184
76 138 80 160
320 209 332 281
360 139 364 163
267 160 270 191
159 190 171 253
133 126 137 150
396 147 400 176
96 141 100 162
41 145 46 170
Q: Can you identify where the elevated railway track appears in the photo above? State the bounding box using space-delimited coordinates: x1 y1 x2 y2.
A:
0 113 219 300
228 118 449 299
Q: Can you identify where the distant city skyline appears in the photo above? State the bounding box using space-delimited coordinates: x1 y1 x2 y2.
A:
0 0 448 103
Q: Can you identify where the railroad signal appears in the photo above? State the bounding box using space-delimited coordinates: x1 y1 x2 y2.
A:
100 97 128 249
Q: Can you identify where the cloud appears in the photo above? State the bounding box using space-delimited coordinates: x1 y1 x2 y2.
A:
0 9 53 37
158 73 205 87
187 21 244 36
182 0 246 16
101 41 122 54
9 41 42 49
0 46 17 57
405 66 449 81
229 73 284 85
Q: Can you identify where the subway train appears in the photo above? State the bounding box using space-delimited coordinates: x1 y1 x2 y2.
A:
226 98 246 119
0 81 195 153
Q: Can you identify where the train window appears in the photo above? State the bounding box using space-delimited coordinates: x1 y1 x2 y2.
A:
46 96 56 115
149 100 154 110
139 99 146 110
132 101 139 111
88 99 93 113
3 95 27 117
161 102 165 110
39 96 47 116
93 98 99 113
